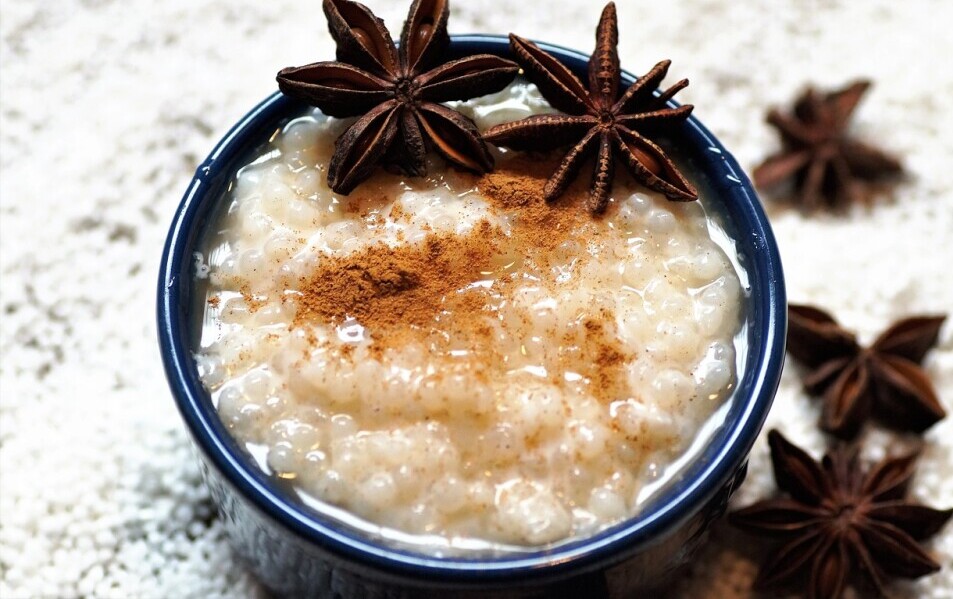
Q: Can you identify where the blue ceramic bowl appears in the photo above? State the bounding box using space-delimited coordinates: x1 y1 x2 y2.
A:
158 35 786 598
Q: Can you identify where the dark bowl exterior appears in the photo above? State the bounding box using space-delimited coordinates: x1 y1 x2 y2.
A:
159 36 786 598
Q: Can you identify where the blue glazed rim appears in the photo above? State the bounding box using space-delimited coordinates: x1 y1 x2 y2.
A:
158 35 786 583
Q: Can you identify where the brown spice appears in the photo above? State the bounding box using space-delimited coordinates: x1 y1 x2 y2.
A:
295 220 504 332
477 155 593 253
292 153 634 401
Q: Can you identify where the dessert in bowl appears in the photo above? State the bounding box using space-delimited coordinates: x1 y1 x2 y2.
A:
159 1 785 596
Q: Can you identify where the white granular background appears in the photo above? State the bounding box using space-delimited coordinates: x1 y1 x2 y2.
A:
1 1 951 597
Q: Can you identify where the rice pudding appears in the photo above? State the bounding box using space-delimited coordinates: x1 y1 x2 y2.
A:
194 83 745 551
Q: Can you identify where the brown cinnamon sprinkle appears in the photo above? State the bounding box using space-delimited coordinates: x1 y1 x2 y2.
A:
294 220 503 331
291 154 633 400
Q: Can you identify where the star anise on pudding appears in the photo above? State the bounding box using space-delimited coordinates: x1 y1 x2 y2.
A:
754 80 903 210
483 2 697 214
276 0 519 194
787 304 946 438
731 431 952 599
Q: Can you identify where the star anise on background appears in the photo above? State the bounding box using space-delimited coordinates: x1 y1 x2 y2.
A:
754 80 903 210
483 2 697 214
731 430 952 599
787 304 946 439
277 0 518 194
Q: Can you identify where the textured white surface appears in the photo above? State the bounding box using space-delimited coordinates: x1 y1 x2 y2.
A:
1 1 951 597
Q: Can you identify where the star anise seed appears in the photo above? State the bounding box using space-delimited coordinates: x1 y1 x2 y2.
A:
277 0 519 194
754 80 903 211
483 2 697 214
731 430 953 599
787 304 946 438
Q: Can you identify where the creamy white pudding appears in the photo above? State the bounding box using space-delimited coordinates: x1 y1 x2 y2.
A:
194 83 745 552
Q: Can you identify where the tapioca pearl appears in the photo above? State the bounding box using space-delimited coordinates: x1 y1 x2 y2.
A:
216 330 254 367
241 368 275 400
239 211 275 242
261 162 292 184
619 399 672 443
432 477 469 515
251 301 289 327
481 423 523 464
280 118 321 153
644 320 699 362
658 292 692 322
588 487 627 521
708 340 735 364
261 180 296 215
510 285 543 309
700 274 741 309
211 256 239 284
355 472 399 513
282 198 319 230
645 207 677 234
670 197 706 222
329 413 358 440
288 250 319 281
234 166 267 199
436 372 474 412
294 450 329 489
519 334 548 364
689 244 729 283
399 502 441 533
267 419 322 453
643 275 680 306
693 300 726 337
219 297 250 324
431 212 456 232
216 384 247 423
664 234 693 260
266 442 300 477
325 220 362 251
286 359 327 401
587 290 618 315
604 469 638 501
569 421 610 460
621 256 653 292
308 469 347 504
415 374 446 414
620 192 652 220
291 167 320 195
693 358 733 402
328 371 362 407
463 383 494 416
553 238 584 264
228 402 266 440
238 248 265 274
372 377 417 419
196 353 225 388
494 480 572 545
514 386 564 434
466 479 496 509
650 368 695 410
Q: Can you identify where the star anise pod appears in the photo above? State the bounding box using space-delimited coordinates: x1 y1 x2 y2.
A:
277 0 519 194
483 2 697 214
754 80 903 210
731 430 952 599
787 304 946 439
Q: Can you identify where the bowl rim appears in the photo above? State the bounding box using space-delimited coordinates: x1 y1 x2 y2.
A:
158 34 786 582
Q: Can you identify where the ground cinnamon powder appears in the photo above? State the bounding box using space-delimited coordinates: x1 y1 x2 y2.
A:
295 220 504 331
291 154 632 400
